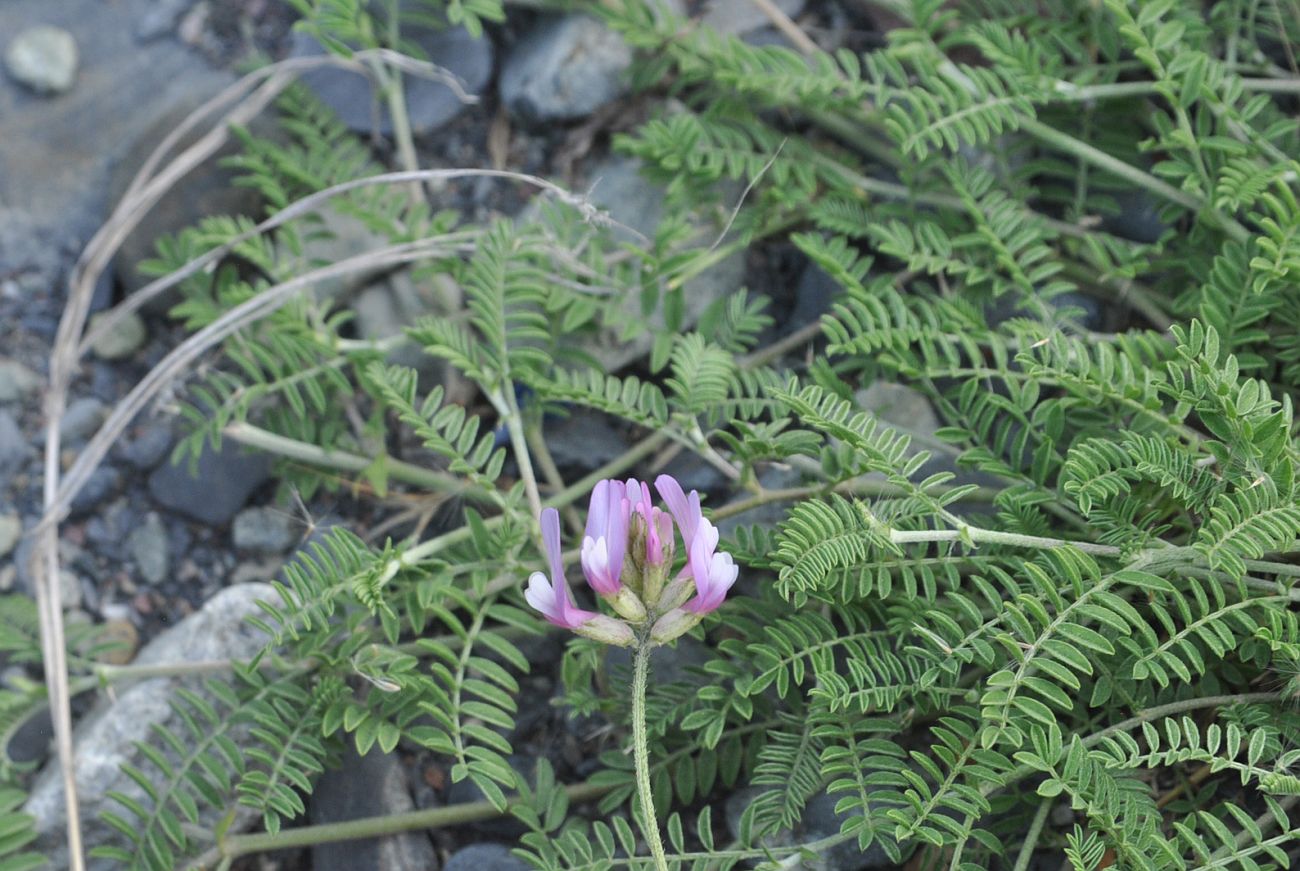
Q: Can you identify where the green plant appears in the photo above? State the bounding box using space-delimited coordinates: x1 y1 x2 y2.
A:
15 0 1300 869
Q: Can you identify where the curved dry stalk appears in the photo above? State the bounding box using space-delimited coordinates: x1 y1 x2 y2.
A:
82 167 647 355
34 47 588 870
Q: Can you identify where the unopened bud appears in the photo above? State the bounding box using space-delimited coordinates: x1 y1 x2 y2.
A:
604 586 648 623
575 614 636 647
657 575 694 612
650 607 702 645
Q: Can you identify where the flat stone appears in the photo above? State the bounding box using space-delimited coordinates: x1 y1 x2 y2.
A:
291 22 492 136
24 583 281 869
0 410 32 482
127 512 170 585
801 788 894 868
0 513 20 559
231 506 298 554
542 409 628 472
5 26 78 95
115 421 174 470
499 15 630 123
87 310 147 360
444 844 531 871
58 568 81 610
0 359 41 403
791 261 838 329
309 746 436 871
856 382 939 438
68 466 120 515
59 397 107 443
148 441 272 526
0 0 234 274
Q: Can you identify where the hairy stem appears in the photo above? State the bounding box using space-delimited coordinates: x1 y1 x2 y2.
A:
223 421 500 505
632 642 670 871
211 781 609 861
1012 799 1053 871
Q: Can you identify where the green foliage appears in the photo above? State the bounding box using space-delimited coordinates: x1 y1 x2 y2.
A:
31 0 1300 869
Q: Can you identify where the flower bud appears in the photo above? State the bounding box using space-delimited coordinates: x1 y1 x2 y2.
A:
649 607 702 645
603 585 648 623
657 575 695 613
575 614 637 647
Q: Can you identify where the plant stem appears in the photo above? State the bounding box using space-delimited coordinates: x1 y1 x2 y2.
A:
223 421 499 506
213 780 609 860
887 524 1123 557
632 642 669 871
493 387 544 519
1011 799 1052 871
1018 117 1251 243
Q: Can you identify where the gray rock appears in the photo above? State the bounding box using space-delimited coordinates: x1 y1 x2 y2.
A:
231 506 299 554
543 409 628 471
0 513 20 559
0 0 233 261
309 746 436 871
24 583 281 869
128 512 170 585
353 271 462 378
1053 290 1105 332
134 0 196 42
792 261 838 329
87 310 147 360
801 789 894 869
605 636 710 685
700 0 804 37
57 569 81 610
444 843 530 871
68 466 120 515
148 441 272 526
499 15 631 123
0 359 41 404
855 382 939 438
291 23 492 136
0 410 30 482
5 26 78 94
59 397 107 443
1103 190 1168 244
115 421 174 470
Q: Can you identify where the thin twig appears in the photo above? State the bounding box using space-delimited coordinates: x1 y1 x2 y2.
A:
706 138 786 254
748 0 819 56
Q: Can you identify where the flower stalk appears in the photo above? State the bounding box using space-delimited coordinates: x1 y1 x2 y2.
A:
632 640 669 871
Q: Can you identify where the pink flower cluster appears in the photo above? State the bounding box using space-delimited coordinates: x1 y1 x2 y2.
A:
524 475 738 645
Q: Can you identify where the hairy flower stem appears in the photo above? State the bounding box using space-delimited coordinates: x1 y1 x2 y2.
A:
632 642 670 871
1011 799 1052 871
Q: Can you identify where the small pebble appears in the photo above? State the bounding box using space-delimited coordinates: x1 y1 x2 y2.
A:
60 397 107 443
0 360 41 404
88 311 148 361
127 513 170 585
0 514 19 559
231 506 299 553
5 26 78 95
96 619 141 665
59 569 82 611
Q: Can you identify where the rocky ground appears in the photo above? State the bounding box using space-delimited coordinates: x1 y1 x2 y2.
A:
0 0 1075 868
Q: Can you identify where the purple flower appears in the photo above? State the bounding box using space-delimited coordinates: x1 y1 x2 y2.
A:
655 475 737 614
581 479 628 595
525 507 596 630
683 517 737 613
626 478 671 565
